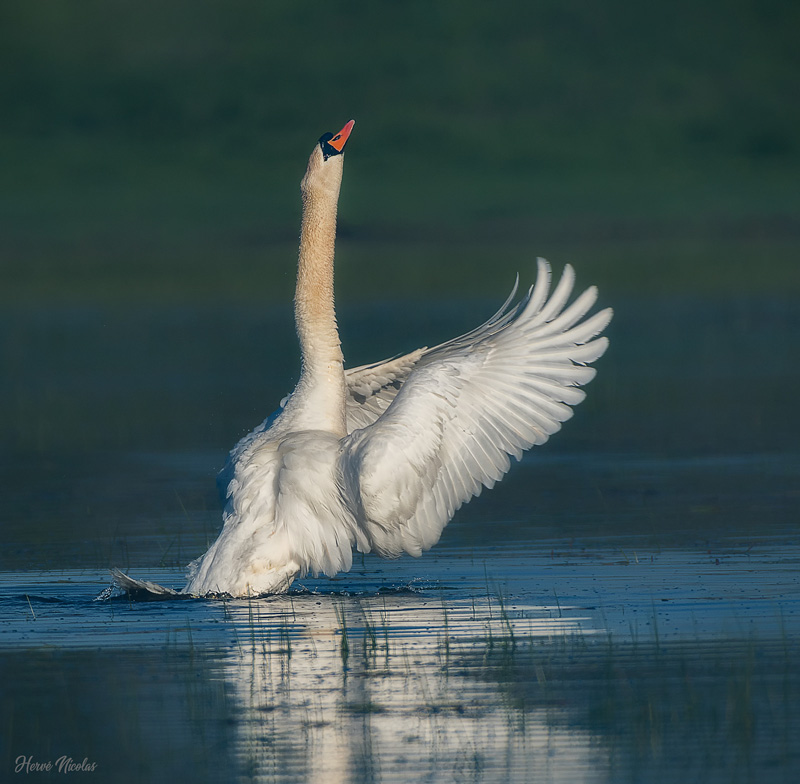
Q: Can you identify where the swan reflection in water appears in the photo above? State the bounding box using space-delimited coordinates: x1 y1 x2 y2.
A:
213 590 607 783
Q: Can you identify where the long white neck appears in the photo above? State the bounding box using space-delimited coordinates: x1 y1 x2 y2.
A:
289 149 347 435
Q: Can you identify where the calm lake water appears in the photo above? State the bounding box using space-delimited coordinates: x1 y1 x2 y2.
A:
1 294 799 783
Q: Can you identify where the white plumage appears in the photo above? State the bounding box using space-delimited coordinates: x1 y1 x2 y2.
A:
179 120 614 596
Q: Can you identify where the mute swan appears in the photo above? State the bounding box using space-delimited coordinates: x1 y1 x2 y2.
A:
115 120 613 598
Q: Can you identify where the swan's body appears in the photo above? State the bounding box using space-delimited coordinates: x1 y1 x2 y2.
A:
181 120 613 597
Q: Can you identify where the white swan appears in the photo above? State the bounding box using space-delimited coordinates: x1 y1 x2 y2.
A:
172 120 612 596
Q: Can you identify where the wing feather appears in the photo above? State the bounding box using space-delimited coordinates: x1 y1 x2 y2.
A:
340 260 612 558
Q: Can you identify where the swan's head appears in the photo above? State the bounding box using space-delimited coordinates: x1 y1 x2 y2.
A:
318 119 355 161
301 119 355 197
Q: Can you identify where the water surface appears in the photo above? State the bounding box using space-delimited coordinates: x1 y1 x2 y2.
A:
1 295 798 783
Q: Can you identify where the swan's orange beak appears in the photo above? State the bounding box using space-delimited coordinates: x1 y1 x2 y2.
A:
327 120 355 152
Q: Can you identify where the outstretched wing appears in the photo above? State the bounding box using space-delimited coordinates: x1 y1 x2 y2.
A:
339 259 612 558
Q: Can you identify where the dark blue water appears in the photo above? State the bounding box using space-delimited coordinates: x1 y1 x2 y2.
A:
1 295 798 783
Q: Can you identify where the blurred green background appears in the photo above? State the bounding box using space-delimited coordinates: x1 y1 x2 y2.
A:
1 0 798 567
1 0 798 304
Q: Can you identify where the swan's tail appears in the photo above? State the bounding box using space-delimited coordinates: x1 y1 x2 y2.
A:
109 568 182 599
